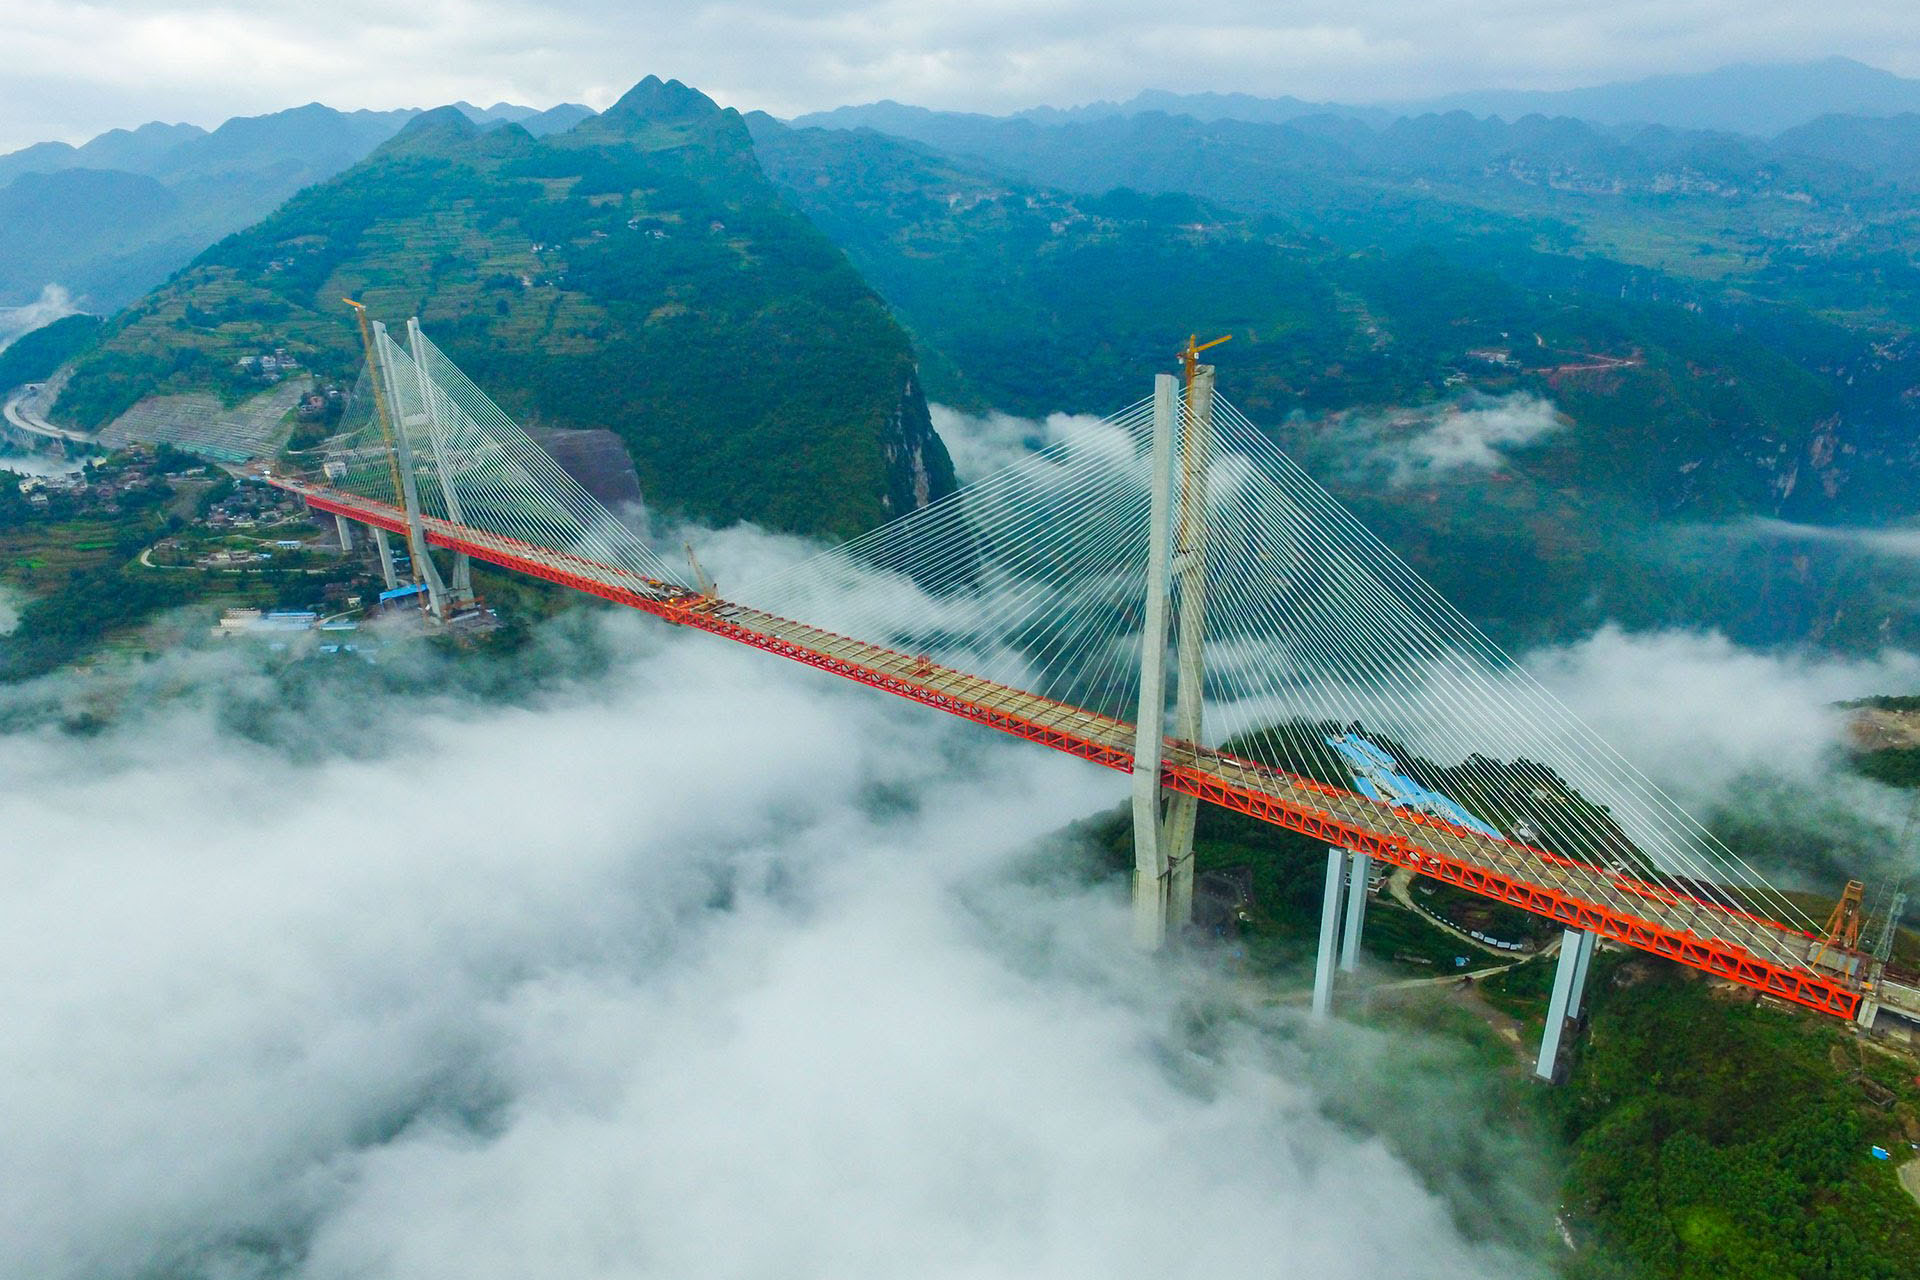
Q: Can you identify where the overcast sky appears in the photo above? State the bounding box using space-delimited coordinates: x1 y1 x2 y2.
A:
1 0 1917 151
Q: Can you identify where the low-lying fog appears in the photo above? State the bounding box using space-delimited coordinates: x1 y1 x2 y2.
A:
1 607 1555 1280
6 406 1918 1278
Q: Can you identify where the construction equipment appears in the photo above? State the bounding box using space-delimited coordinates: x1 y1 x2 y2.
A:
684 542 717 597
1812 880 1866 971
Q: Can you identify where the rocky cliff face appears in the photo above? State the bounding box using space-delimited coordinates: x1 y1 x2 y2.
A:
880 370 956 519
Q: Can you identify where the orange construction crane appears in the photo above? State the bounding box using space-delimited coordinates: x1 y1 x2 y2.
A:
1179 333 1231 391
1812 880 1866 971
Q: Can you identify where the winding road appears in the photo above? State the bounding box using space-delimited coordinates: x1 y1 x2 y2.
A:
3 383 91 445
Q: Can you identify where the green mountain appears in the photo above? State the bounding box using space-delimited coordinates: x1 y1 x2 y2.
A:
747 113 1920 649
56 79 954 541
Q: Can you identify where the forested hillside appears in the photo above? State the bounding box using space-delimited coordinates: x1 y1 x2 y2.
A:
748 112 1920 648
55 79 954 541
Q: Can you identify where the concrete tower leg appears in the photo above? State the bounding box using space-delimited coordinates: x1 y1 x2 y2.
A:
372 527 399 591
1313 846 1346 1018
407 316 474 606
1129 373 1178 950
334 514 355 552
1163 364 1215 934
1535 928 1589 1082
372 320 446 618
1339 851 1371 973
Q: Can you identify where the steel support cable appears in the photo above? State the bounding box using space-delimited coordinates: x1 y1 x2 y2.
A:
910 471 1152 714
871 432 1154 718
1210 401 1803 927
738 408 1158 675
736 399 1157 604
1208 461 1637 904
1206 422 1763 932
436 389 659 579
1200 416 1710 919
737 419 1150 647
757 429 1149 669
387 334 609 569
1211 402 1817 943
1200 478 1615 911
1196 455 1609 908
1215 420 1806 939
804 411 1156 627
1001 457 1154 711
409 332 676 582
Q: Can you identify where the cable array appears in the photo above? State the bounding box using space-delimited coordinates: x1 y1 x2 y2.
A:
733 398 1162 722
733 387 1820 964
299 327 1819 962
309 326 680 587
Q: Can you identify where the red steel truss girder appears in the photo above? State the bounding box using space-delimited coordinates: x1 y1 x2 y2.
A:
1160 764 1860 1019
290 483 1860 1019
672 610 1139 773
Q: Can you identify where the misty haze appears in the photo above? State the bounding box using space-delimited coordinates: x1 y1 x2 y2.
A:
3 6 1920 1279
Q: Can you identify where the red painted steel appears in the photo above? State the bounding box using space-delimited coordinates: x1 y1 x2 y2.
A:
283 480 1863 1019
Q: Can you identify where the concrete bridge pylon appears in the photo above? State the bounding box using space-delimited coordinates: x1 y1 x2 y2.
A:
1131 353 1217 948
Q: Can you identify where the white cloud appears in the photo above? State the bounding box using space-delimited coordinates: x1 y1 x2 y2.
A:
0 284 79 351
0 598 1543 1280
1344 394 1565 485
929 402 1122 484
1743 516 1920 560
2 1 1919 150
1524 625 1920 800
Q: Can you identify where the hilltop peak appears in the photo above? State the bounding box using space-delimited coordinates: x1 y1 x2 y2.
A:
602 76 723 124
376 105 481 156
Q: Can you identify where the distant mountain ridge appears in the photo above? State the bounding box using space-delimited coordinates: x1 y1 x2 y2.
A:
0 100 598 311
1407 57 1920 136
796 57 1920 139
0 99 595 187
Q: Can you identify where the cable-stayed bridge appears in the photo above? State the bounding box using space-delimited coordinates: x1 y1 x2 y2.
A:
261 315 1906 1077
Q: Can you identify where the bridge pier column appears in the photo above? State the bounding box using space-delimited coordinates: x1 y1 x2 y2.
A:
1567 927 1597 1019
334 514 354 552
1313 846 1346 1018
1339 852 1371 973
372 527 399 591
1535 928 1592 1082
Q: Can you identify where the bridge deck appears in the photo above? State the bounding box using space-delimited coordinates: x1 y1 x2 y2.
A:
281 479 1861 1019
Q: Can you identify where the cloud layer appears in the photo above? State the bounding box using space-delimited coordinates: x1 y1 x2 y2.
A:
0 609 1543 1280
0 284 78 350
1335 393 1566 485
3 1 1919 151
